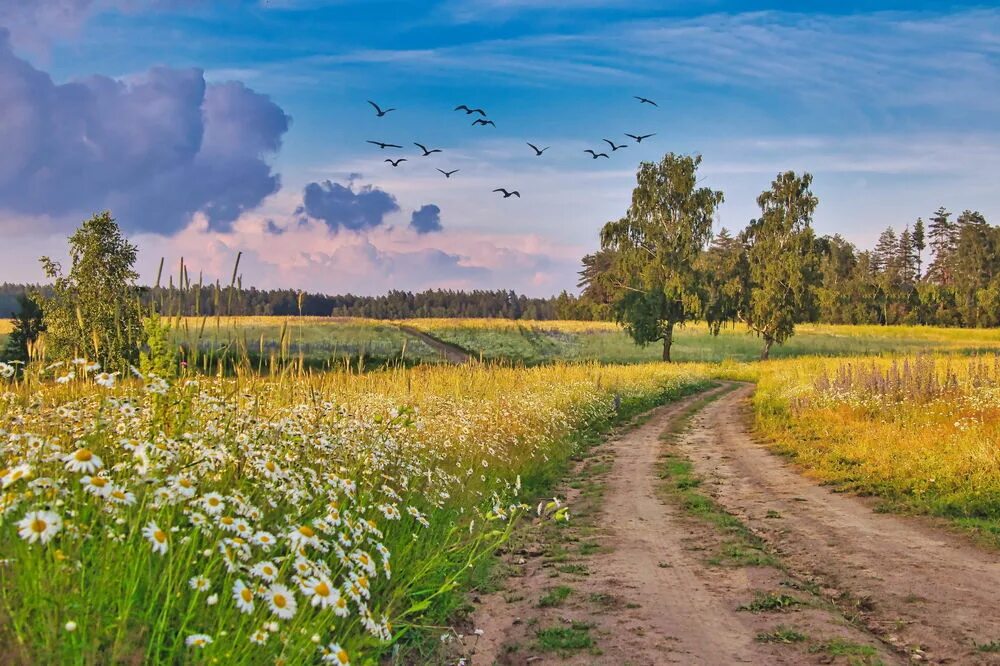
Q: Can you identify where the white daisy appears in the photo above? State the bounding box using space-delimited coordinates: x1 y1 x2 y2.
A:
63 448 103 474
1 464 31 488
185 634 212 648
250 560 279 582
321 642 351 665
80 475 113 497
232 579 255 614
300 575 339 609
142 521 169 555
252 531 277 549
201 492 225 515
17 510 62 544
189 575 211 592
265 584 297 620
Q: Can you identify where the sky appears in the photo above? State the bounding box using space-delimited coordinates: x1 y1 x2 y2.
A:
0 0 997 296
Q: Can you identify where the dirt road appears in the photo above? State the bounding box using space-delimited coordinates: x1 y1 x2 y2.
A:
463 383 1000 665
680 384 1000 664
398 325 472 363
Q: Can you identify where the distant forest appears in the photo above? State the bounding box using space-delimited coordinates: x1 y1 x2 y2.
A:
2 206 997 326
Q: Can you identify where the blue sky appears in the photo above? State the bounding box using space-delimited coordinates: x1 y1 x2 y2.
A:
1 1 997 295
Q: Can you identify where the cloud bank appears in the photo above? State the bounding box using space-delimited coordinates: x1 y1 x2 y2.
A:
0 29 289 234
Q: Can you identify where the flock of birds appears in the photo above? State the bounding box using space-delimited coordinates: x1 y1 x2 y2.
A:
364 96 659 199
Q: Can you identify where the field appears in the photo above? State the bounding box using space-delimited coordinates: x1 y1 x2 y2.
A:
3 317 1000 663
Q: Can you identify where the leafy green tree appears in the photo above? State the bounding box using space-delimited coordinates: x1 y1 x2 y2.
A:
912 218 926 279
599 154 724 361
40 211 143 369
698 228 747 334
739 171 820 359
2 293 46 364
926 207 956 285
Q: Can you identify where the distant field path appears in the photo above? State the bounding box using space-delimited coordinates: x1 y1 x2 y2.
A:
466 384 1000 665
397 325 472 363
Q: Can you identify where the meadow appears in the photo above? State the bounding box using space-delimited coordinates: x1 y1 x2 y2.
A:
0 358 710 664
3 315 1000 662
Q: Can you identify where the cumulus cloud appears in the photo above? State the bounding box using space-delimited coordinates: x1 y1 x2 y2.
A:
296 179 400 232
0 30 289 234
409 204 442 234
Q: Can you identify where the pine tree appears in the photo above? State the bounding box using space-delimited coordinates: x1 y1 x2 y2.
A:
926 207 956 285
912 218 926 279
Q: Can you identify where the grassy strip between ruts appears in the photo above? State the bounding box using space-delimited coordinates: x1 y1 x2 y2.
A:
396 375 714 662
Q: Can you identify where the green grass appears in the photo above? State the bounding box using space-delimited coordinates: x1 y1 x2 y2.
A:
976 640 1000 653
738 592 803 613
808 638 881 664
538 586 572 607
756 626 807 644
535 623 595 653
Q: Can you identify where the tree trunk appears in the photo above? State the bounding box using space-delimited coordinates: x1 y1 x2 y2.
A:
761 336 773 361
662 322 674 362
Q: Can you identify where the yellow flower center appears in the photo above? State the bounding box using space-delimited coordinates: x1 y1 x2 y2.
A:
298 525 315 538
358 576 369 589
273 594 287 609
263 566 274 576
154 530 167 543
207 497 220 506
74 449 93 462
265 461 276 472
336 597 346 608
241 588 253 602
111 490 125 500
91 477 107 487
178 478 192 488
337 650 349 664
260 535 271 543
314 582 330 597
221 517 233 525
30 518 47 533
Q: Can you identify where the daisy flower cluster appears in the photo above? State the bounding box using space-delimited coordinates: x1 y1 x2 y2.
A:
0 359 708 663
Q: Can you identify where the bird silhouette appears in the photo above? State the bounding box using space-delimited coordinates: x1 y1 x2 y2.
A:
633 96 658 107
367 100 396 117
437 168 460 178
367 140 403 149
527 142 550 156
414 142 443 156
472 119 496 127
455 104 487 116
493 188 520 198
625 133 656 143
584 149 610 159
603 139 627 151
385 158 407 167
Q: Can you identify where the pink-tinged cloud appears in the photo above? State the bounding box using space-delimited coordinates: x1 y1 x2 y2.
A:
131 210 585 297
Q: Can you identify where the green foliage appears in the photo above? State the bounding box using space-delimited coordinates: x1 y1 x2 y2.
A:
139 314 178 379
40 212 143 370
538 586 572 607
738 592 802 613
2 293 45 365
741 172 820 359
599 153 724 361
756 626 807 644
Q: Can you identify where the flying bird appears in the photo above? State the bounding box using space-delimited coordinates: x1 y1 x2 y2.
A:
527 142 550 156
367 140 403 149
367 100 396 117
385 158 407 167
603 139 627 151
472 119 496 127
493 188 520 198
633 96 658 107
584 149 610 159
625 133 656 143
455 104 487 116
437 168 460 178
414 142 443 156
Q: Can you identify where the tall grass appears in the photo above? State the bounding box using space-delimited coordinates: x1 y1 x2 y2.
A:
0 360 711 663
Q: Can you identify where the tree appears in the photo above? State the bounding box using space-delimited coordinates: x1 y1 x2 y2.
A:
740 171 820 359
599 153 724 361
3 293 45 364
926 207 956 285
40 211 143 369
698 228 747 334
912 218 926 279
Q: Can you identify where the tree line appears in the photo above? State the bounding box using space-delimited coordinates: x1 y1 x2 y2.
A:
576 153 997 360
